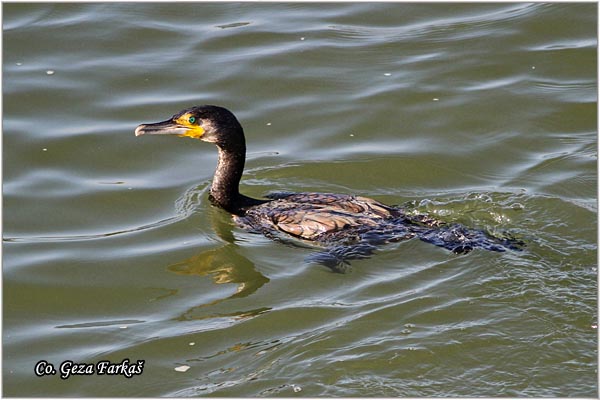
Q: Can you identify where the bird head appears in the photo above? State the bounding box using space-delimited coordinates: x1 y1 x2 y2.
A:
135 105 244 148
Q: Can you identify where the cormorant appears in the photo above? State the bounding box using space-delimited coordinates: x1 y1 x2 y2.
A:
135 105 523 271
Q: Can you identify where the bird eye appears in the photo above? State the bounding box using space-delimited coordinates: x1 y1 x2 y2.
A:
188 116 196 124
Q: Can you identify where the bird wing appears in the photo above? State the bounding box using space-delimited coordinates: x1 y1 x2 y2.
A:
271 208 375 240
238 192 400 241
270 192 398 219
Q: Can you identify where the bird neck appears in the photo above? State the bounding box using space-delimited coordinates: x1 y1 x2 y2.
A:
210 145 259 215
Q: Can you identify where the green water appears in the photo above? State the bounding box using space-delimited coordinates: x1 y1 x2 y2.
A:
3 2 597 397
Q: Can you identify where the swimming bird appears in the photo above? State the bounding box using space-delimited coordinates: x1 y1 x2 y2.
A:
135 105 523 271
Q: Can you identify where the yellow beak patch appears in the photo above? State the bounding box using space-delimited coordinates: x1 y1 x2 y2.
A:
174 113 205 139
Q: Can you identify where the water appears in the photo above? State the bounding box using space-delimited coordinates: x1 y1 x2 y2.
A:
3 3 597 397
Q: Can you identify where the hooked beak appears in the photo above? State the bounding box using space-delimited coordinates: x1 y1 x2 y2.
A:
134 119 191 137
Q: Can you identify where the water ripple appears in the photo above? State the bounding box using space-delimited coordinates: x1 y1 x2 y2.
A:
3 2 597 397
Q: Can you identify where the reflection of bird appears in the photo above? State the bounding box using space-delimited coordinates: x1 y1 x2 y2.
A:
136 105 523 271
167 247 270 317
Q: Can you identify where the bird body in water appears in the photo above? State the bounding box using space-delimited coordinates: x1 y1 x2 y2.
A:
135 105 522 271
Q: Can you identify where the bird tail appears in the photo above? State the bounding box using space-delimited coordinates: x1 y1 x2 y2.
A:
306 218 524 273
412 223 525 254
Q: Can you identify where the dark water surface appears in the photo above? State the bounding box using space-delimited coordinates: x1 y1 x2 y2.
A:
3 2 597 397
